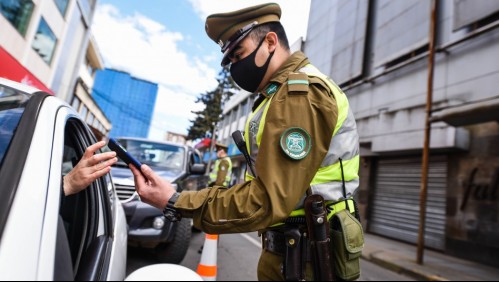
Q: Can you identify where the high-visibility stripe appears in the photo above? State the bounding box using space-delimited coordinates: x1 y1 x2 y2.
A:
197 264 217 277
287 79 309 85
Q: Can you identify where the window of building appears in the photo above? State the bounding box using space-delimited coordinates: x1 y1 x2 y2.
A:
71 97 81 111
86 112 94 125
453 0 499 31
373 0 431 69
80 106 88 120
32 17 57 65
54 0 69 16
0 0 34 36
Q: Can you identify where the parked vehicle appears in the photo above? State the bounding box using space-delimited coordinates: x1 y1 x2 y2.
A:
110 137 208 264
0 78 201 280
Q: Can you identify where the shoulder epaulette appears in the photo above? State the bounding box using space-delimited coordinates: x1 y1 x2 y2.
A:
287 72 309 94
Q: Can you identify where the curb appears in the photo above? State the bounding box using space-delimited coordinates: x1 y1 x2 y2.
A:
361 252 448 281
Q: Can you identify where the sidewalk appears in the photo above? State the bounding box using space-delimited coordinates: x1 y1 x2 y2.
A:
362 233 499 281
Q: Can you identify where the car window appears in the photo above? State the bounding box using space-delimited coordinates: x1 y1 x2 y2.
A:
0 85 30 167
117 139 185 170
57 118 113 280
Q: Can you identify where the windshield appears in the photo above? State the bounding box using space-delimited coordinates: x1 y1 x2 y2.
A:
0 84 30 167
117 139 186 171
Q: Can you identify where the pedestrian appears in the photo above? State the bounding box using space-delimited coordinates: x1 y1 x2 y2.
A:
208 143 232 187
129 3 361 280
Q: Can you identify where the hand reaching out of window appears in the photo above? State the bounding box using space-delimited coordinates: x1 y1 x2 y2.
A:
63 141 118 196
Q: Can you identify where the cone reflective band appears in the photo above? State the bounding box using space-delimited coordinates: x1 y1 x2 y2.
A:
197 234 218 281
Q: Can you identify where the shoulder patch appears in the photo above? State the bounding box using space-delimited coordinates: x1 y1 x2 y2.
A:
287 72 309 94
264 83 279 97
280 127 312 160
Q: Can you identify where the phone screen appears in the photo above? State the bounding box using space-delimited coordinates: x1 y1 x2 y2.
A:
108 138 143 170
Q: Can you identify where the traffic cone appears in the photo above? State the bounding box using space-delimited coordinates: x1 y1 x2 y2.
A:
196 233 218 281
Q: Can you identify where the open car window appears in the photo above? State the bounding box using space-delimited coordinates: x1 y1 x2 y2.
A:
56 118 113 280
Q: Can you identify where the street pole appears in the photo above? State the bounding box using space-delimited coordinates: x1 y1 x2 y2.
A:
205 124 217 176
417 0 438 265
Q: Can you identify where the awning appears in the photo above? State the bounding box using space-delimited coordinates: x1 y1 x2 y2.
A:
431 97 499 126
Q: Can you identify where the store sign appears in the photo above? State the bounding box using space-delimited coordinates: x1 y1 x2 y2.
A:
0 47 54 94
460 167 499 211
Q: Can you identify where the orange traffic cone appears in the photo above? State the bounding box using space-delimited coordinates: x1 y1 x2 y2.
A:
196 233 218 281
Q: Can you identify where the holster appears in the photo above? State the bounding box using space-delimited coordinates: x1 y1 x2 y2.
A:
304 194 334 281
283 228 303 281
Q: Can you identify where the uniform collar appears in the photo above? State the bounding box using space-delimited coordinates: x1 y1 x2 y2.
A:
260 51 310 98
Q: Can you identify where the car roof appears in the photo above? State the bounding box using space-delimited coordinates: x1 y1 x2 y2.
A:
115 137 192 149
0 78 41 95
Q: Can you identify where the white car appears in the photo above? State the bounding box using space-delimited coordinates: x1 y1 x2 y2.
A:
0 78 201 281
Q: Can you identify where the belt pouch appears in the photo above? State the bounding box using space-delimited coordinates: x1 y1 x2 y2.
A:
330 209 364 281
283 228 302 281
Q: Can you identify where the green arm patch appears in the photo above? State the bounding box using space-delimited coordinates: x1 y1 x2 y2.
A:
287 73 309 94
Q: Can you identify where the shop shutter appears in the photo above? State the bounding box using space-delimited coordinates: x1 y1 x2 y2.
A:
369 156 447 250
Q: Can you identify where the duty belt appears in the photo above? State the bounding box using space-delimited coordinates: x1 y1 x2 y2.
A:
262 199 357 257
262 230 287 256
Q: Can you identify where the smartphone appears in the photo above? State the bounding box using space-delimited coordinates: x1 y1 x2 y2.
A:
108 138 143 170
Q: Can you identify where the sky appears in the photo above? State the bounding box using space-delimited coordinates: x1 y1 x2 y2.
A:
91 0 311 141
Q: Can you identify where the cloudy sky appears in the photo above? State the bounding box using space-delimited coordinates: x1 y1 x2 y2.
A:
92 0 310 141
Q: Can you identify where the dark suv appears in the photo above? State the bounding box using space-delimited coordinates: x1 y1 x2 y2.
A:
110 137 208 263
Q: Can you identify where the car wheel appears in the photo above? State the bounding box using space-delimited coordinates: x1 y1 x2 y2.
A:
155 218 192 264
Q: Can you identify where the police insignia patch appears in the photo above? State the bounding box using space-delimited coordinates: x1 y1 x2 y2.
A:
265 83 278 96
280 127 311 160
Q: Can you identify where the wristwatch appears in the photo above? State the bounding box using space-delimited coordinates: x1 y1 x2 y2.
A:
163 192 182 222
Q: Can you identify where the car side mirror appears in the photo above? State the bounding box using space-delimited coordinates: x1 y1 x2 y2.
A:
190 163 206 175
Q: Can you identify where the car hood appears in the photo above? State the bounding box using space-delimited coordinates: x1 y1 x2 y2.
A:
111 165 183 185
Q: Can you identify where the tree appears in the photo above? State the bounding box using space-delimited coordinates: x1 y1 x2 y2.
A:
187 65 238 140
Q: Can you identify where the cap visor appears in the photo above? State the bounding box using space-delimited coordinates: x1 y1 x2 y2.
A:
221 29 253 66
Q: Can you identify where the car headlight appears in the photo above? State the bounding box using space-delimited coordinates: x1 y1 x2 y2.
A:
153 216 165 229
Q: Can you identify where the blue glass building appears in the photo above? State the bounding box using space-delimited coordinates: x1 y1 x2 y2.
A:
92 69 158 138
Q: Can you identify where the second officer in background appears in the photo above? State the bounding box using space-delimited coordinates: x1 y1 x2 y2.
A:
208 143 232 187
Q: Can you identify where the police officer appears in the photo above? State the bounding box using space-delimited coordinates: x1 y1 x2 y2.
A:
130 3 360 280
209 143 233 187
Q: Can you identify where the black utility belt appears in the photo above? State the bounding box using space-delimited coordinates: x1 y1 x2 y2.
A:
262 229 312 260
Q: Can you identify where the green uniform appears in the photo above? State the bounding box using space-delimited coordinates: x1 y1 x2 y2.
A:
209 157 232 186
176 52 359 279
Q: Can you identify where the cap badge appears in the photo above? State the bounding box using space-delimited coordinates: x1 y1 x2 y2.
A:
280 127 311 160
218 39 224 47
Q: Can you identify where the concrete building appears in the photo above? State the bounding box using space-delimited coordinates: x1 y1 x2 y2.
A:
1 0 111 138
215 0 499 268
71 35 112 139
0 0 97 101
303 0 499 267
165 131 189 145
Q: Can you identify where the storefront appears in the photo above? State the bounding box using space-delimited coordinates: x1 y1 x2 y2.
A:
0 47 53 94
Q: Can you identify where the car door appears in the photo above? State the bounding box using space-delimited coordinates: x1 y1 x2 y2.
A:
52 106 126 281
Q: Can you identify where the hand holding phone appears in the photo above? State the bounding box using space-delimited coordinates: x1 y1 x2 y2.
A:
107 138 143 170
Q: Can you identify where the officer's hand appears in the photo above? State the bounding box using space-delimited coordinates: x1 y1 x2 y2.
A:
130 164 176 210
64 141 118 196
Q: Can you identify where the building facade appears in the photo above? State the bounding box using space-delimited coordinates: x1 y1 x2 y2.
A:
92 68 158 138
304 0 499 267
70 35 111 139
1 0 96 100
1 0 111 138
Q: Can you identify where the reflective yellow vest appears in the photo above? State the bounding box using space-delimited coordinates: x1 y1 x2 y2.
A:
244 64 359 216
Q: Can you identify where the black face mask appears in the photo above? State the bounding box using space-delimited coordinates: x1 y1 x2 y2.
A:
230 38 275 93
